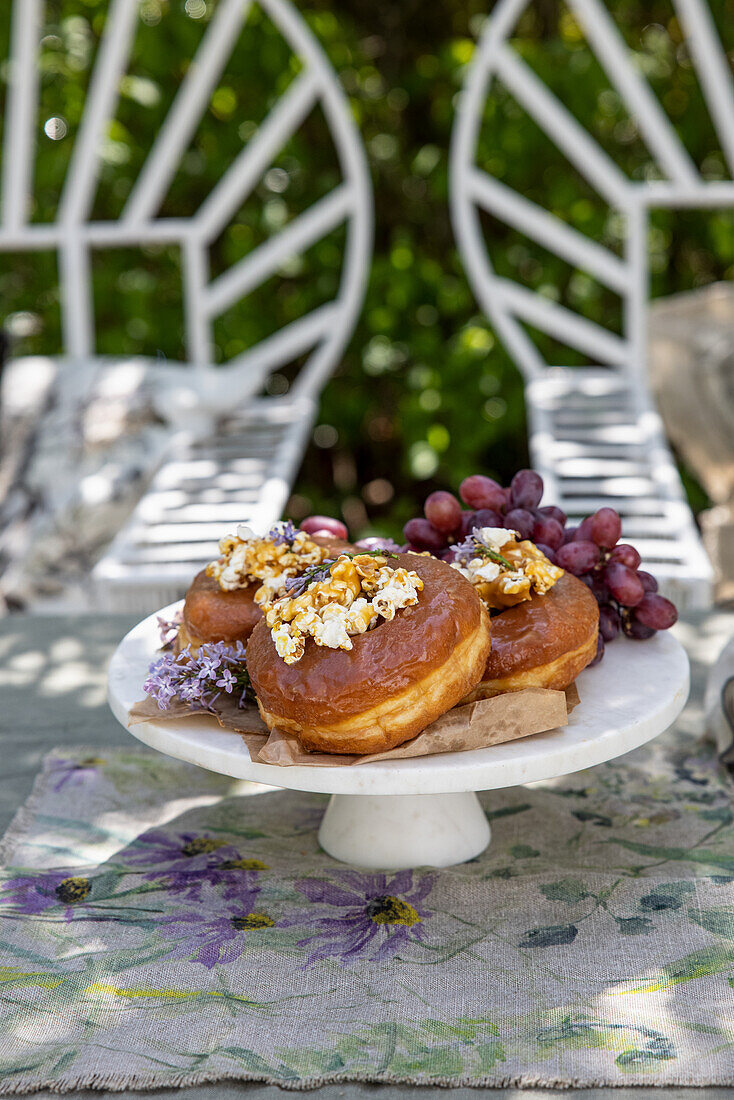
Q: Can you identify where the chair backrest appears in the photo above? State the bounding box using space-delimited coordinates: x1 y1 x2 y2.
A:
450 0 734 384
1 0 372 404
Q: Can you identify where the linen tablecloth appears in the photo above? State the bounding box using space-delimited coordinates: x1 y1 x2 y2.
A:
0 736 733 1092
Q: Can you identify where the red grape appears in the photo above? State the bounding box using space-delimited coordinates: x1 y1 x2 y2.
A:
504 508 535 539
532 517 564 550
300 515 348 539
535 543 558 564
556 540 601 575
580 571 610 604
562 525 578 544
573 517 595 542
599 604 621 641
472 508 504 530
624 617 656 640
637 570 658 593
308 528 346 539
459 475 506 512
589 633 605 666
634 593 677 630
459 510 477 536
609 544 641 570
604 561 644 607
424 490 462 534
590 507 622 549
441 549 458 563
510 469 544 510
403 518 446 553
537 504 567 526
355 536 402 552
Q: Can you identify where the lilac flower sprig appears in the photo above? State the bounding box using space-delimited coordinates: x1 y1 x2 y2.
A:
144 641 255 712
450 534 513 570
283 550 400 599
267 519 299 546
157 609 183 648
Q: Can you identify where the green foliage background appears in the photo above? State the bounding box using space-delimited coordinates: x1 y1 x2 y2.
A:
1 0 732 539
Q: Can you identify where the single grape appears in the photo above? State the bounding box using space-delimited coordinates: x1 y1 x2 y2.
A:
556 540 601 575
537 504 567 527
634 593 678 630
504 508 535 540
535 542 558 564
580 571 610 604
300 515 348 539
590 507 622 549
562 525 578 544
599 604 621 641
588 633 605 666
510 469 544 510
424 490 462 534
441 549 458 563
403 518 446 554
604 561 644 607
623 616 656 640
572 517 595 542
354 536 402 553
308 528 345 540
637 570 658 593
459 510 477 537
532 516 564 550
472 508 504 530
459 475 506 512
609 544 641 570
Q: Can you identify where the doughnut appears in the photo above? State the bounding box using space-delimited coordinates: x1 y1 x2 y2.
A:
464 572 599 700
177 523 352 653
450 525 598 699
247 552 492 754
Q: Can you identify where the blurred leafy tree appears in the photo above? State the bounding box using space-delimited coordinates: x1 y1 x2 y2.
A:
0 0 731 539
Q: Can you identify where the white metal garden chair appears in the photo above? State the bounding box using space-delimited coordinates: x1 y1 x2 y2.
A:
449 0 731 608
1 0 371 611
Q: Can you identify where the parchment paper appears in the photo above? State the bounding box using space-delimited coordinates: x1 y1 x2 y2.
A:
129 684 578 767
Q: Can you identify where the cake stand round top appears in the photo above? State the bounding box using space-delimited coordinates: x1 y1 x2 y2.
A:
108 602 689 797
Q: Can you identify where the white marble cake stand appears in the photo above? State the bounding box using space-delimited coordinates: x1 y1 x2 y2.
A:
108 603 689 870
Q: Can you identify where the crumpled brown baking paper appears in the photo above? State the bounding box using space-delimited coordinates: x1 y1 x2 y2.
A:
129 683 578 768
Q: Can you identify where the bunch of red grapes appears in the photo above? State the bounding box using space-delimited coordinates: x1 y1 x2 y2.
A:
399 470 677 666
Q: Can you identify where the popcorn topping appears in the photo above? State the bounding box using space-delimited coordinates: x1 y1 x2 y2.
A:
206 521 328 602
265 553 423 664
451 526 563 610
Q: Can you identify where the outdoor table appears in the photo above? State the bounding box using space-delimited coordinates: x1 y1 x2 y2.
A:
2 610 734 1097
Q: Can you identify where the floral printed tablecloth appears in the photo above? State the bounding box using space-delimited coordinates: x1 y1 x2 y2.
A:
0 737 733 1092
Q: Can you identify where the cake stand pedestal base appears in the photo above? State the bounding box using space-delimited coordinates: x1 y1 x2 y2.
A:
317 791 491 870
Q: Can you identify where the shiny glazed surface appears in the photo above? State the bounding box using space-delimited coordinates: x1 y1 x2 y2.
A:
182 536 353 646
486 572 599 680
247 553 487 724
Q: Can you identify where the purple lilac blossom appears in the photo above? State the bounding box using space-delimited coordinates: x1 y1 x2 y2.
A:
143 641 252 711
157 610 183 648
267 520 298 546
288 869 434 965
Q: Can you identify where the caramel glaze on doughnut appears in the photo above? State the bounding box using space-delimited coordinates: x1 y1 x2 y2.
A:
246 553 491 754
178 536 353 653
462 571 599 701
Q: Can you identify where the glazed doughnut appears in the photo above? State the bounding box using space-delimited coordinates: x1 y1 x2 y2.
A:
247 552 491 754
178 530 352 653
464 572 599 700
